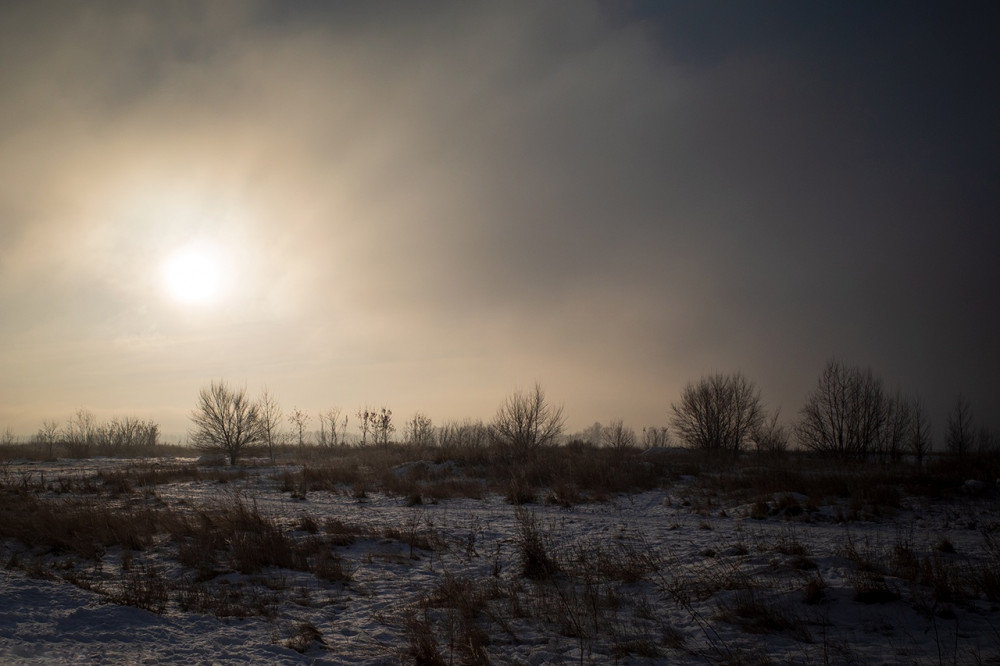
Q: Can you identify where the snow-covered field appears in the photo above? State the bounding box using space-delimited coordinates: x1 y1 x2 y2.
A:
1 456 998 664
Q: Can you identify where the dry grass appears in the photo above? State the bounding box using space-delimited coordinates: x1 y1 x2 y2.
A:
0 493 158 558
281 622 325 654
514 507 558 581
1 445 998 662
113 561 169 613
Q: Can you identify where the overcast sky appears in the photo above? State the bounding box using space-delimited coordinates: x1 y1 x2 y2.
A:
1 1 998 440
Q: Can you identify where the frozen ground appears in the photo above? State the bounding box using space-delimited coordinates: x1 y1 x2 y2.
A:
1 457 999 664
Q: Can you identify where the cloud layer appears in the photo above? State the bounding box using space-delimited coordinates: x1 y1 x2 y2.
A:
1 1 997 436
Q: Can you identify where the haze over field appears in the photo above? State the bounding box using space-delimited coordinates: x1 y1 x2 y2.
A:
1 1 998 437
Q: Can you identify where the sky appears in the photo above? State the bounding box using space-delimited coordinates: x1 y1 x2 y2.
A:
1 1 998 441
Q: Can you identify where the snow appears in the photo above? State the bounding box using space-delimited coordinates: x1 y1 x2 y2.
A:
2 457 999 664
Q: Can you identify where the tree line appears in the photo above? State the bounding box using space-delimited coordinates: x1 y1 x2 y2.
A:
671 360 996 464
6 361 994 465
189 362 997 466
8 409 160 458
188 381 564 464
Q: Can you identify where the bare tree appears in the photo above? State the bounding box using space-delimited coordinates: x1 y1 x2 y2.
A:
671 372 765 455
490 383 565 456
318 407 348 448
438 419 488 448
103 416 159 454
909 398 932 467
642 426 670 449
35 419 60 459
879 392 912 464
946 394 974 459
405 412 435 446
751 410 788 456
64 408 97 456
356 406 374 447
373 407 394 446
318 409 333 447
796 361 888 460
601 419 637 452
190 380 262 465
288 408 310 448
258 387 282 463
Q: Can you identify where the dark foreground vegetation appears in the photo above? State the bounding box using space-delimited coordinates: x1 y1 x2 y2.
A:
1 440 999 663
2 361 999 662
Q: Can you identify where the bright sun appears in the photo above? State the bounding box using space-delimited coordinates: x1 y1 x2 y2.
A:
162 243 225 305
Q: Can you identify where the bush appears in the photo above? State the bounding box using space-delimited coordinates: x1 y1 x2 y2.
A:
514 507 558 580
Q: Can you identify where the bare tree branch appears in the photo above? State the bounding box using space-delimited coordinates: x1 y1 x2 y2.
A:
190 380 263 465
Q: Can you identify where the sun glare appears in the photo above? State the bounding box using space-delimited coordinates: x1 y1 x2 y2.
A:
162 244 225 305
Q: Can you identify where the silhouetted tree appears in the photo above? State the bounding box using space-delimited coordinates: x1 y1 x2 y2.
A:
404 412 435 446
642 426 670 449
796 361 888 459
190 380 262 465
373 407 394 446
35 419 60 459
65 408 97 457
288 408 310 447
437 419 488 448
908 398 932 468
671 372 765 455
601 419 636 452
490 383 565 457
946 395 974 459
751 410 788 456
356 406 374 446
318 407 345 447
258 387 282 462
101 416 159 454
879 391 913 464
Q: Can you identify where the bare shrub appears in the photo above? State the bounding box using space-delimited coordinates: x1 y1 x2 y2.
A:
421 573 491 665
403 611 446 666
642 426 671 448
207 498 300 574
404 412 436 446
282 622 325 654
975 530 1000 601
0 494 158 559
802 573 827 605
721 588 802 636
852 569 900 604
601 419 637 451
114 562 169 614
751 410 788 456
514 507 558 580
167 496 335 577
505 473 536 505
573 536 660 584
323 518 370 546
796 361 914 462
437 419 488 449
257 387 283 462
311 548 353 583
175 581 278 618
190 380 263 465
671 372 765 456
946 394 975 459
490 383 564 458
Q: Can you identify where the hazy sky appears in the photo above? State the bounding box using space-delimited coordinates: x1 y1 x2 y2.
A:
1 1 998 439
